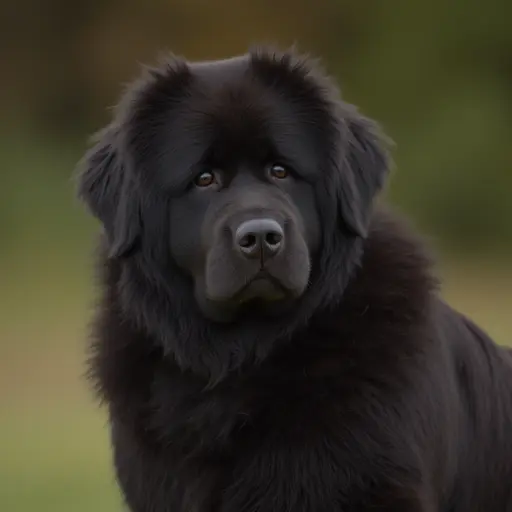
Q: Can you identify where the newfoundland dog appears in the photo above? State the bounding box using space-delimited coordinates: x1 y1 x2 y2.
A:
77 47 512 511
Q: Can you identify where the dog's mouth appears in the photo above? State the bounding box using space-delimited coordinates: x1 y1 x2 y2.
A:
198 268 296 323
235 270 288 304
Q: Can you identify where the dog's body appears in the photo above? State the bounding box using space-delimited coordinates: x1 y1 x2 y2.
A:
78 48 512 511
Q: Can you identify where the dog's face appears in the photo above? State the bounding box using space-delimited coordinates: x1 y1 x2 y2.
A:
169 160 319 321
77 49 390 326
163 72 323 321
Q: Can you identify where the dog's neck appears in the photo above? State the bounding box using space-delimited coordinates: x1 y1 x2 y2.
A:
305 210 438 360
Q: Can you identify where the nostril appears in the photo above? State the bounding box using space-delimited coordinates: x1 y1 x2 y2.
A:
265 231 282 248
239 233 257 249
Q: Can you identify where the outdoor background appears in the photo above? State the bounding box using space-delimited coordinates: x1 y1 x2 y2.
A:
0 1 511 511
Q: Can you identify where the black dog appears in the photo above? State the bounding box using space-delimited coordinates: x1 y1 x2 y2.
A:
77 47 512 511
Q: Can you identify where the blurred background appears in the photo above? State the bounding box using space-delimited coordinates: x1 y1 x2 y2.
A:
0 0 511 510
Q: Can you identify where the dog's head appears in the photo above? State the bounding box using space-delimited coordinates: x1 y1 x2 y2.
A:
77 48 390 328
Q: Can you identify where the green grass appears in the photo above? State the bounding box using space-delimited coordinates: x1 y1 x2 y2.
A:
0 260 123 510
0 408 121 512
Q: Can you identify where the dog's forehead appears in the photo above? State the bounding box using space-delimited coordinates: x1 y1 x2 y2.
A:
180 56 281 164
185 55 268 143
138 53 331 189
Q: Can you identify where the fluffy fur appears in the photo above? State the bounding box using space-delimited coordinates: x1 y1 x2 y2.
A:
77 47 512 511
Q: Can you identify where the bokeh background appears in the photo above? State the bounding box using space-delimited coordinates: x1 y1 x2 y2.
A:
1 1 511 510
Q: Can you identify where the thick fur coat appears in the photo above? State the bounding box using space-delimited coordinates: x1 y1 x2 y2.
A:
78 48 512 511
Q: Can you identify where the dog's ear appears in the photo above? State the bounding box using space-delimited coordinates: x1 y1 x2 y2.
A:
337 112 391 238
76 127 141 258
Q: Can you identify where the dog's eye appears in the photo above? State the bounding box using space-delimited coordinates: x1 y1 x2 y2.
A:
194 170 217 188
269 164 289 180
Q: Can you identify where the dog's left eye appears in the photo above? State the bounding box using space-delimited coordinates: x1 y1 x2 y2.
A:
194 170 217 188
269 164 289 180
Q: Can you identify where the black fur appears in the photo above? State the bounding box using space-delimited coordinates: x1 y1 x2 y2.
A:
77 47 512 511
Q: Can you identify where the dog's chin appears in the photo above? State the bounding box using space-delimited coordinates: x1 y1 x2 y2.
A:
196 277 303 324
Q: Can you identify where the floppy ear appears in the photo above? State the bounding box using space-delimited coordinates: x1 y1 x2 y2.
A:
76 127 141 258
337 112 391 238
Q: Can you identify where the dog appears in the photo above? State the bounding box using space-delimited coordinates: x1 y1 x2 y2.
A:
77 47 512 511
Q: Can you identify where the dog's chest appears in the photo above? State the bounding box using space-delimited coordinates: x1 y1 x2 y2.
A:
150 360 336 457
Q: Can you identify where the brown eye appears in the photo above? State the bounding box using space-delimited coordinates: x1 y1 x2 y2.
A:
194 170 216 188
269 164 289 180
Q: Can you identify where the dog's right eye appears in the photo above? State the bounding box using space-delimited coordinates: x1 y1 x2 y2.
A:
194 170 217 188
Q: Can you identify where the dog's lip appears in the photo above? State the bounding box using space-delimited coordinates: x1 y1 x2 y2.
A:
248 269 284 287
203 269 297 304
233 269 288 302
252 269 272 281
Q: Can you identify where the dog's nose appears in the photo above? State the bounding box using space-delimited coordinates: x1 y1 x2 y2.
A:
235 218 284 260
